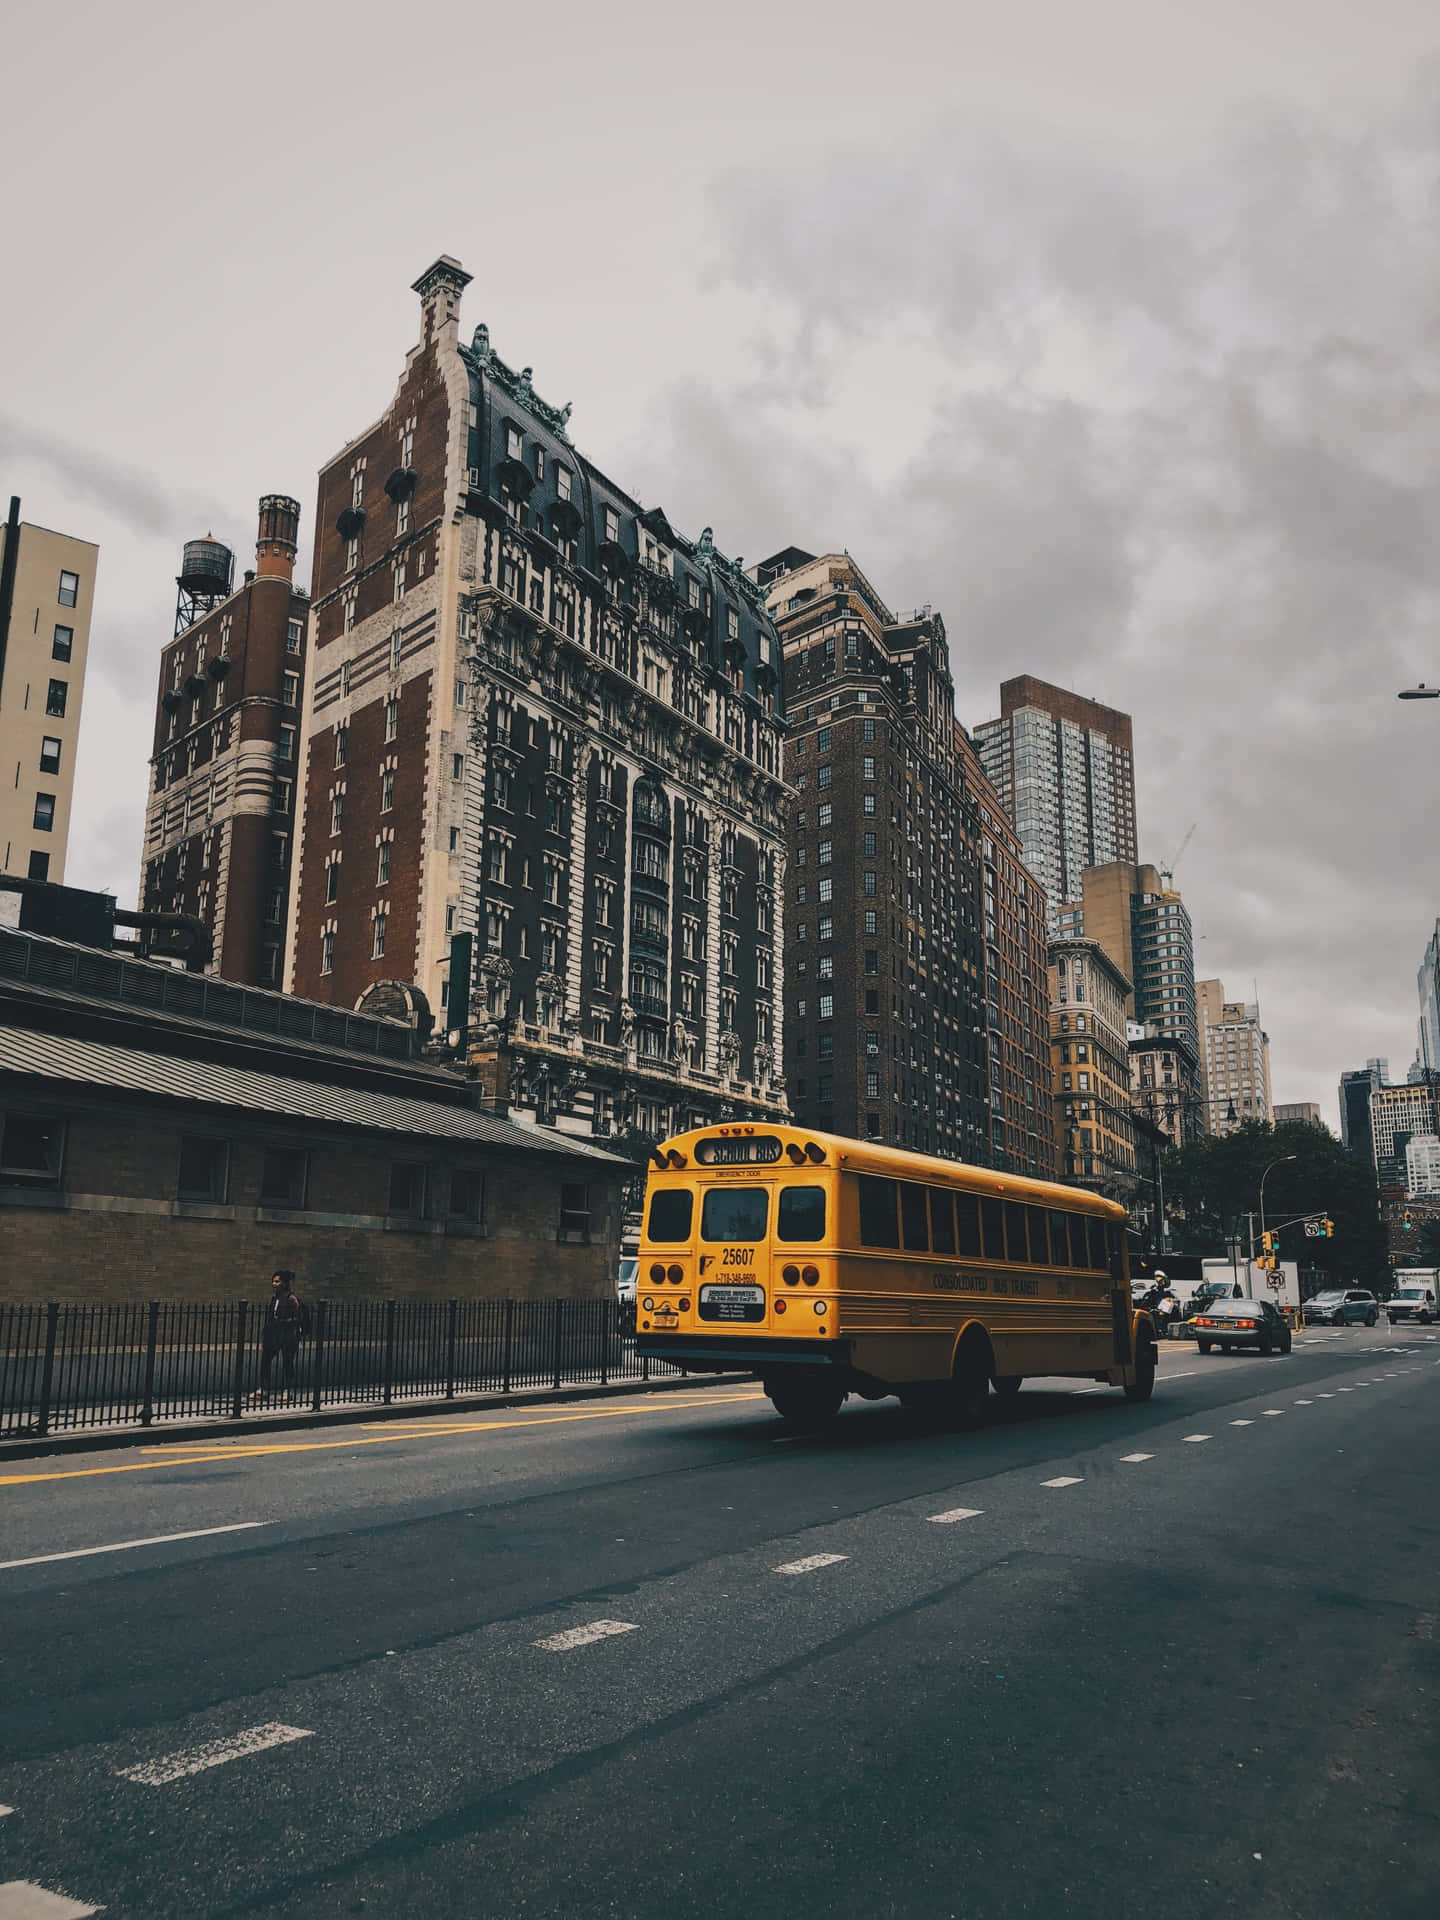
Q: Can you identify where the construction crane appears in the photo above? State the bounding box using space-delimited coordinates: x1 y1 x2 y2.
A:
1159 823 1196 888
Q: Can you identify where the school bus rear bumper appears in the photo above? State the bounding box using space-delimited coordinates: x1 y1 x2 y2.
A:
637 1334 853 1371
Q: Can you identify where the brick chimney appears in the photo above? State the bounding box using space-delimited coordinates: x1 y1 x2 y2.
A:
256 494 300 580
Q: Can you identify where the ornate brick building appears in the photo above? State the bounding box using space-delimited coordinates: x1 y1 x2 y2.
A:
288 257 789 1141
141 497 307 987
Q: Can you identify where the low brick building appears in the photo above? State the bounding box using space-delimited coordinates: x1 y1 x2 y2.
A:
0 924 626 1304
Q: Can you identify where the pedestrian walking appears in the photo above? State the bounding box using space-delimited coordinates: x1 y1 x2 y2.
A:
255 1270 307 1402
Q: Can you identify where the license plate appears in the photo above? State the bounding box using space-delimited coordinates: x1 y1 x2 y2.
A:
699 1284 765 1324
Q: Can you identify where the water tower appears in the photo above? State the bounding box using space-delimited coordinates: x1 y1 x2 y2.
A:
174 534 234 636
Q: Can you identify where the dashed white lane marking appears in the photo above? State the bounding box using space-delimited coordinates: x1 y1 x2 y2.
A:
1263 1410 1284 1417
535 1620 640 1652
0 1522 268 1574
1041 1476 1083 1488
1294 1399 1313 1405
927 1508 984 1524
773 1553 849 1575
0 1885 104 1917
1230 1419 1253 1427
0 1807 11 1818
1183 1434 1212 1444
1337 1387 1354 1393
1317 1393 1335 1398
115 1722 313 1786
1120 1453 1154 1463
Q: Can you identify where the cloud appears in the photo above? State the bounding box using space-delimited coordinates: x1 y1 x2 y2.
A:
621 77 1440 1114
0 414 228 541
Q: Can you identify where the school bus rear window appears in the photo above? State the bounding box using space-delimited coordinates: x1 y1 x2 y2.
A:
778 1185 826 1242
701 1186 768 1242
648 1189 693 1242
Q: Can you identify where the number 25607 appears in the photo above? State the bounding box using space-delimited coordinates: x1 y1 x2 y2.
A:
722 1247 755 1266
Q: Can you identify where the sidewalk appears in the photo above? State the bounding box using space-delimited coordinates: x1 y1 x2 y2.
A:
0 1369 757 1465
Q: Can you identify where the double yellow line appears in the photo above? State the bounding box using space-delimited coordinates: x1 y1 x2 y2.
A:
0 1393 766 1489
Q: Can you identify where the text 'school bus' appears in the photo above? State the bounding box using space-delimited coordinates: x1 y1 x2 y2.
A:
635 1124 1154 1428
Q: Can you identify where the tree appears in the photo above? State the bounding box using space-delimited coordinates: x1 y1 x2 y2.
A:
1161 1120 1388 1286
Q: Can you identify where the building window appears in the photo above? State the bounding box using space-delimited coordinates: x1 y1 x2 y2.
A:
377 842 391 886
278 725 296 763
345 536 359 574
282 671 300 707
26 851 49 882
819 993 834 1020
261 1148 308 1209
863 872 876 895
863 832 876 855
863 793 877 816
321 929 335 973
396 497 410 537
381 768 395 811
372 913 387 958
57 570 79 608
385 697 399 742
334 727 347 767
329 792 344 835
32 793 55 833
449 1169 485 1225
46 680 67 718
559 1182 591 1241
604 506 620 543
0 1112 64 1188
452 753 464 781
818 765 832 789
38 736 61 776
177 1137 228 1203
863 719 876 741
385 1158 427 1216
556 466 572 501
341 660 352 694
394 567 406 602
286 619 303 653
343 596 356 634
52 624 73 662
818 878 832 903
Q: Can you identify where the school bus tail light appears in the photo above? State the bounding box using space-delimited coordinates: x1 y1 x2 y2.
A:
801 1265 820 1286
649 1148 668 1169
649 1263 666 1283
774 1299 788 1315
782 1265 801 1286
666 1264 684 1284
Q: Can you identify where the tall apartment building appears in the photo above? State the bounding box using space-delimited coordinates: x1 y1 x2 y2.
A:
1339 1059 1388 1160
1196 979 1272 1133
1370 1078 1439 1194
1405 1133 1440 1196
0 498 98 885
1047 938 1136 1191
973 676 1136 922
759 550 990 1160
1418 922 1440 1072
955 728 1055 1177
1056 860 1202 1139
288 258 789 1141
141 499 308 987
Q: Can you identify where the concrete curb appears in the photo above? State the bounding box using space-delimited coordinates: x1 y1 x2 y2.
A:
0 1370 759 1463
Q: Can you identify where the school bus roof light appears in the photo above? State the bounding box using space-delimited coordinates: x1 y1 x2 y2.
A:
805 1142 826 1164
785 1143 807 1165
649 1148 668 1170
665 1149 688 1168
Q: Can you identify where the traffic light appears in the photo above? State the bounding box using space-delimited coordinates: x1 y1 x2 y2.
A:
1321 1217 1334 1239
1403 1209 1415 1230
1259 1231 1277 1270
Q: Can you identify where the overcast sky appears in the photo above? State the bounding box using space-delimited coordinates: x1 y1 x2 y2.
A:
5 0 1440 1125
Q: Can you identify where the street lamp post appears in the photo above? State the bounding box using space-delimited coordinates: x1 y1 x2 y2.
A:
1258 1153 1298 1291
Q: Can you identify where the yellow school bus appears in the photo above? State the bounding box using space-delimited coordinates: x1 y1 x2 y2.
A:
635 1123 1153 1427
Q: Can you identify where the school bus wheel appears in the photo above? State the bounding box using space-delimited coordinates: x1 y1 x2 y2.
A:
765 1373 846 1429
992 1375 1023 1399
1124 1323 1158 1403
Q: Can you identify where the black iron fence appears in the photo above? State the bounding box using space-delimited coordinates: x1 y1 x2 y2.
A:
0 1297 687 1440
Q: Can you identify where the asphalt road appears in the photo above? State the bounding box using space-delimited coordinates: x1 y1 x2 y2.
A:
1 1325 1437 1919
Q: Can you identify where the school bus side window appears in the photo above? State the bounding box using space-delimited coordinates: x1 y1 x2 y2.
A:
857 1175 899 1248
701 1186 768 1242
648 1189 694 1242
778 1185 826 1242
1050 1213 1072 1265
929 1188 956 1254
900 1183 928 1251
1003 1200 1028 1262
979 1196 1003 1260
955 1193 982 1257
1026 1206 1050 1264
